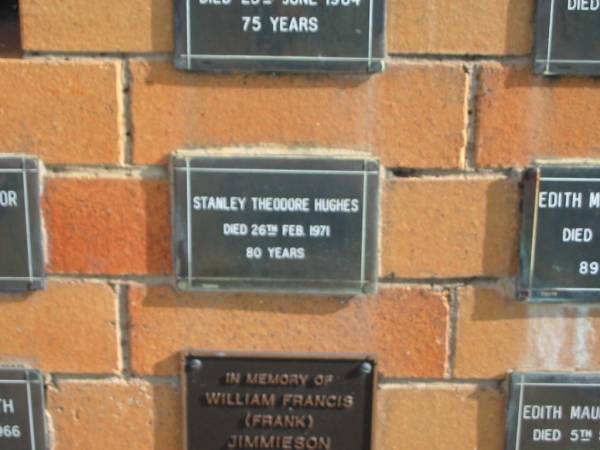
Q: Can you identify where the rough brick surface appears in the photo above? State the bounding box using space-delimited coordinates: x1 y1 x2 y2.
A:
381 177 520 278
130 60 467 169
377 384 505 450
455 285 600 378
0 282 118 373
43 178 171 275
48 380 180 450
20 0 172 52
0 59 122 164
388 0 533 55
129 285 449 377
477 63 600 168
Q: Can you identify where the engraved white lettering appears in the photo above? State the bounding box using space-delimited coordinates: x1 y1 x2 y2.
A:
193 196 246 211
251 197 310 212
532 429 561 442
562 227 593 243
571 405 600 420
270 16 319 33
267 247 305 260
0 191 18 208
523 404 563 420
538 191 583 208
568 0 600 11
313 198 359 213
0 399 14 415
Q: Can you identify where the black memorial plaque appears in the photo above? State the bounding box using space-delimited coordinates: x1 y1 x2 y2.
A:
534 0 600 75
0 157 44 292
506 372 600 450
171 155 380 295
183 352 376 450
174 0 385 72
0 368 46 450
519 166 600 302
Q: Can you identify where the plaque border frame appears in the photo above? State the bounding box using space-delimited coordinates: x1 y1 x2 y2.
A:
173 0 386 73
506 372 600 450
181 350 378 450
0 156 45 292
171 154 381 296
519 165 600 302
534 0 600 75
0 367 47 450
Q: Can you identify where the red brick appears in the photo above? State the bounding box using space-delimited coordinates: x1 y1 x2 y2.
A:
0 282 118 373
20 0 172 52
130 60 467 169
455 285 600 378
388 0 533 55
377 384 505 450
43 178 171 275
477 63 600 168
0 59 122 164
48 380 180 450
129 285 449 377
381 177 520 278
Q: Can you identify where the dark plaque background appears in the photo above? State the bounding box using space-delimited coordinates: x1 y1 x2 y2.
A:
0 157 44 292
0 368 46 450
507 373 600 450
184 353 375 450
520 166 600 302
534 0 600 75
172 155 380 295
174 0 385 72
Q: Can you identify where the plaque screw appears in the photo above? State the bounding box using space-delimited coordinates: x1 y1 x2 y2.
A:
188 359 203 370
359 362 373 375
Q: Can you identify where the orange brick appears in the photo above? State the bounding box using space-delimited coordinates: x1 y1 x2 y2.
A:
0 59 122 164
43 178 171 275
477 63 600 168
388 0 533 55
129 285 449 377
20 0 172 52
0 282 118 373
381 177 520 278
130 60 467 169
48 380 180 450
455 285 600 378
377 384 505 450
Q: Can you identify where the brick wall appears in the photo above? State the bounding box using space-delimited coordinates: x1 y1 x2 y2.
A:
2 0 599 449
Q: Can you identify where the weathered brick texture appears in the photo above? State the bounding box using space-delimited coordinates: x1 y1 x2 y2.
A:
0 282 118 373
0 59 122 164
377 384 505 450
20 0 173 52
455 284 600 378
477 63 600 168
129 285 450 377
48 380 181 450
381 177 520 279
43 178 172 275
388 0 533 55
130 60 468 169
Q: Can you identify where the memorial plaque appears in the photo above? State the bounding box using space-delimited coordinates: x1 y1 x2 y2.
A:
0 368 46 450
171 155 380 295
183 352 376 450
519 165 600 302
173 0 385 73
0 157 44 292
534 0 600 75
506 372 600 450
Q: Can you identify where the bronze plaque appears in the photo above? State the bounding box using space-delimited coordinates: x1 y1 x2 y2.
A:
183 352 376 450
